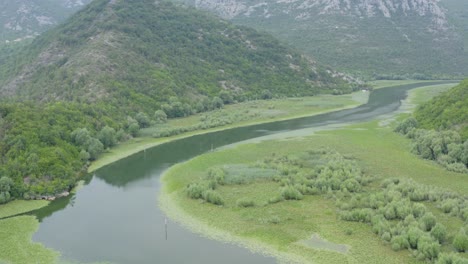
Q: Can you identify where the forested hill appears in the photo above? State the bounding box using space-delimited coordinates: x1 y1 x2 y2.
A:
176 0 468 78
0 0 355 202
0 0 354 108
415 79 468 140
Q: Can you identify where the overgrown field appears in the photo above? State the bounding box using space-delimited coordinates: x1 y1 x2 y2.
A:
161 120 468 263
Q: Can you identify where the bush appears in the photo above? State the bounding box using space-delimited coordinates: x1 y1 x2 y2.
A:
186 183 208 199
391 235 410 251
419 212 437 231
268 195 284 204
436 253 468 264
237 198 255 207
281 186 303 200
412 203 427 218
395 117 418 135
407 227 424 249
207 168 225 185
453 228 468 252
417 235 440 261
202 190 224 205
430 223 447 243
341 178 361 192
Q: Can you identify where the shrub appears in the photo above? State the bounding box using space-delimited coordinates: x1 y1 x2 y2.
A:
268 195 284 204
407 227 424 249
186 183 207 199
266 215 281 224
436 253 468 264
202 190 224 205
281 186 303 200
453 228 468 252
417 235 440 261
394 117 418 135
341 178 361 192
381 232 392 242
412 203 427 218
237 198 255 208
207 167 225 185
391 235 410 251
419 212 437 231
430 223 447 243
441 199 459 214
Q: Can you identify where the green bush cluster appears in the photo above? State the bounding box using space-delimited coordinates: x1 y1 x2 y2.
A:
186 182 224 206
395 120 468 173
337 178 468 262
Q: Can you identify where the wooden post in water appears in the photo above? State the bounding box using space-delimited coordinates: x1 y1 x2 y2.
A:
165 217 168 241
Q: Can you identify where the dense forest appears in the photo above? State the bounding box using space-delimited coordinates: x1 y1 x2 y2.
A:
0 0 358 203
395 80 468 174
414 80 468 140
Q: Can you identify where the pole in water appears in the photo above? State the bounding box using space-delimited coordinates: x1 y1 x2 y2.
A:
211 143 213 152
165 217 168 241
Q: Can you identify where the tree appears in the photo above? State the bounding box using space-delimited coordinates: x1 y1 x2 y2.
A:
98 126 117 149
87 138 104 160
135 112 150 128
395 117 418 135
0 176 13 204
219 90 234 104
79 150 90 161
154 110 167 124
71 128 91 148
261 89 273 100
211 97 224 109
128 123 140 137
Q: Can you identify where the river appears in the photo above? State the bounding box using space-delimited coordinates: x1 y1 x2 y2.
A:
31 81 454 264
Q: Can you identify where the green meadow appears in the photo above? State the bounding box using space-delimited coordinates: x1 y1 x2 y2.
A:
160 83 468 263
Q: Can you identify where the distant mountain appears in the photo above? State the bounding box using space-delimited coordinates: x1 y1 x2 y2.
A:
0 0 92 43
176 0 468 78
0 0 355 199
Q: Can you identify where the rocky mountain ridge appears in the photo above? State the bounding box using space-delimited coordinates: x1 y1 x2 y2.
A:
1 0 91 43
180 0 467 77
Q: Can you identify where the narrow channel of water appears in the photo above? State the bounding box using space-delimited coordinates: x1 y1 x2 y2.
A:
32 81 454 264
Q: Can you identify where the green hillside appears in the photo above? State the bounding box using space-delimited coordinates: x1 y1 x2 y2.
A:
0 0 354 202
415 79 468 140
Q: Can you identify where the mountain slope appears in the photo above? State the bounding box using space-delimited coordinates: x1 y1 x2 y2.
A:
0 0 355 109
0 0 354 200
177 0 468 78
0 0 92 43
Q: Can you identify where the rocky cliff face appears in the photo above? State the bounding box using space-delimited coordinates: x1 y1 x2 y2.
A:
180 0 467 76
1 0 91 42
192 0 448 31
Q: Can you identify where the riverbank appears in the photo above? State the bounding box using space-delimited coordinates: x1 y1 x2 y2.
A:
88 91 370 172
159 82 466 263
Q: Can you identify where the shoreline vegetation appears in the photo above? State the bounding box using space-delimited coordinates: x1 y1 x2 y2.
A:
0 81 459 264
159 81 467 264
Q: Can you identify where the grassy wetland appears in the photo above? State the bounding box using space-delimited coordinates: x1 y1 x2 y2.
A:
160 83 468 264
0 88 368 264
